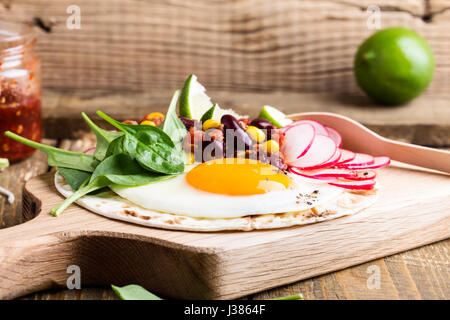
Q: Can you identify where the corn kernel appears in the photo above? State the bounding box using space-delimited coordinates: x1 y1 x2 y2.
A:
145 112 164 119
186 152 195 165
261 140 279 153
140 120 156 126
246 126 266 143
202 119 221 131
141 112 165 126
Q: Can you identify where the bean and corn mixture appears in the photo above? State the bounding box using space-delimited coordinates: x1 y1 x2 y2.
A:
124 112 287 171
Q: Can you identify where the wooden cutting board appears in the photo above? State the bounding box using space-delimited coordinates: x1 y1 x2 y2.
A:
0 163 449 300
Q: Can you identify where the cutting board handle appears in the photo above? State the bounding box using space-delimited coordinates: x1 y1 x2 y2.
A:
0 189 74 299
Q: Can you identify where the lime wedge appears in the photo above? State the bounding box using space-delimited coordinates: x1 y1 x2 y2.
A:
179 74 243 121
180 74 213 119
258 105 292 127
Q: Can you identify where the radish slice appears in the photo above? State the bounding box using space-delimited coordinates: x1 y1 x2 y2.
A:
336 153 374 168
281 123 316 162
345 170 376 181
298 147 341 169
342 156 390 170
335 149 356 165
328 179 376 190
289 168 339 182
83 147 96 155
325 126 342 147
290 167 358 179
282 120 329 136
288 135 337 168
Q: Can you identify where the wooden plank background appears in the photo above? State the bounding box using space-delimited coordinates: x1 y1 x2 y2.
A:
1 0 449 145
1 0 448 95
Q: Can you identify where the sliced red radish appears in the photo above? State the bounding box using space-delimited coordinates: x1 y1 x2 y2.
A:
281 123 316 162
282 120 329 136
298 147 341 169
336 153 374 168
335 149 356 165
325 126 342 147
342 156 390 170
328 179 376 190
345 170 376 181
289 168 339 182
290 167 358 179
83 147 96 155
288 134 337 169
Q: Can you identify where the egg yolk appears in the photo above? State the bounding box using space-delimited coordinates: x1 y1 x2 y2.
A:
186 158 291 196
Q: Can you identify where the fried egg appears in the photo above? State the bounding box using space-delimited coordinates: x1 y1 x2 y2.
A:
110 158 344 219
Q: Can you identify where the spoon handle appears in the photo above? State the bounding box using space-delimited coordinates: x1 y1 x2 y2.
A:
380 138 450 174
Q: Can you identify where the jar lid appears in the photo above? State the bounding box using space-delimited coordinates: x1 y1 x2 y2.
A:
0 21 35 51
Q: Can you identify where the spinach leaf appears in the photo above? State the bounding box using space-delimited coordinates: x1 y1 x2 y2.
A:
4 131 99 172
104 135 126 158
111 284 162 300
161 90 187 148
50 153 172 216
57 167 91 191
97 111 184 174
81 112 123 161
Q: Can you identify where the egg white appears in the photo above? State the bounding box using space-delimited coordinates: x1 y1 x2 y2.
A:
109 163 344 219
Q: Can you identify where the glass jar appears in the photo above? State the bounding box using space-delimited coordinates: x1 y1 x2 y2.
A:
0 21 41 162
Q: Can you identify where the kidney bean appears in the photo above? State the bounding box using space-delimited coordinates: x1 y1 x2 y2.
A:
221 115 253 154
180 117 200 130
250 118 274 130
249 118 275 140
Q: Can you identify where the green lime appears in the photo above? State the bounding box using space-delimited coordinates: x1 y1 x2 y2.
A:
179 74 243 121
354 27 434 105
179 74 214 119
258 105 293 127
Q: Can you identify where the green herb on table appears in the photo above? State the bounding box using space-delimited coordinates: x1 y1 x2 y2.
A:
269 293 304 300
111 284 162 300
4 132 99 172
0 158 14 204
0 158 9 169
110 283 303 300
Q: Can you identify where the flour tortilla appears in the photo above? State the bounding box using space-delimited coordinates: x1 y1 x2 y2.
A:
54 172 378 232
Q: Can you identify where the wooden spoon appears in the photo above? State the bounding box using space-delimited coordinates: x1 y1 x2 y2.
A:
288 112 450 174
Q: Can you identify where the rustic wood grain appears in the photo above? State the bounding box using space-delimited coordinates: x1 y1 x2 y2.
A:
0 0 448 96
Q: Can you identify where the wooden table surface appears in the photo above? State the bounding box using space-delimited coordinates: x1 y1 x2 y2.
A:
0 132 448 300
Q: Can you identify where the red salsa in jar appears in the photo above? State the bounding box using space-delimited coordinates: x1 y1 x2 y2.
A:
0 22 41 162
